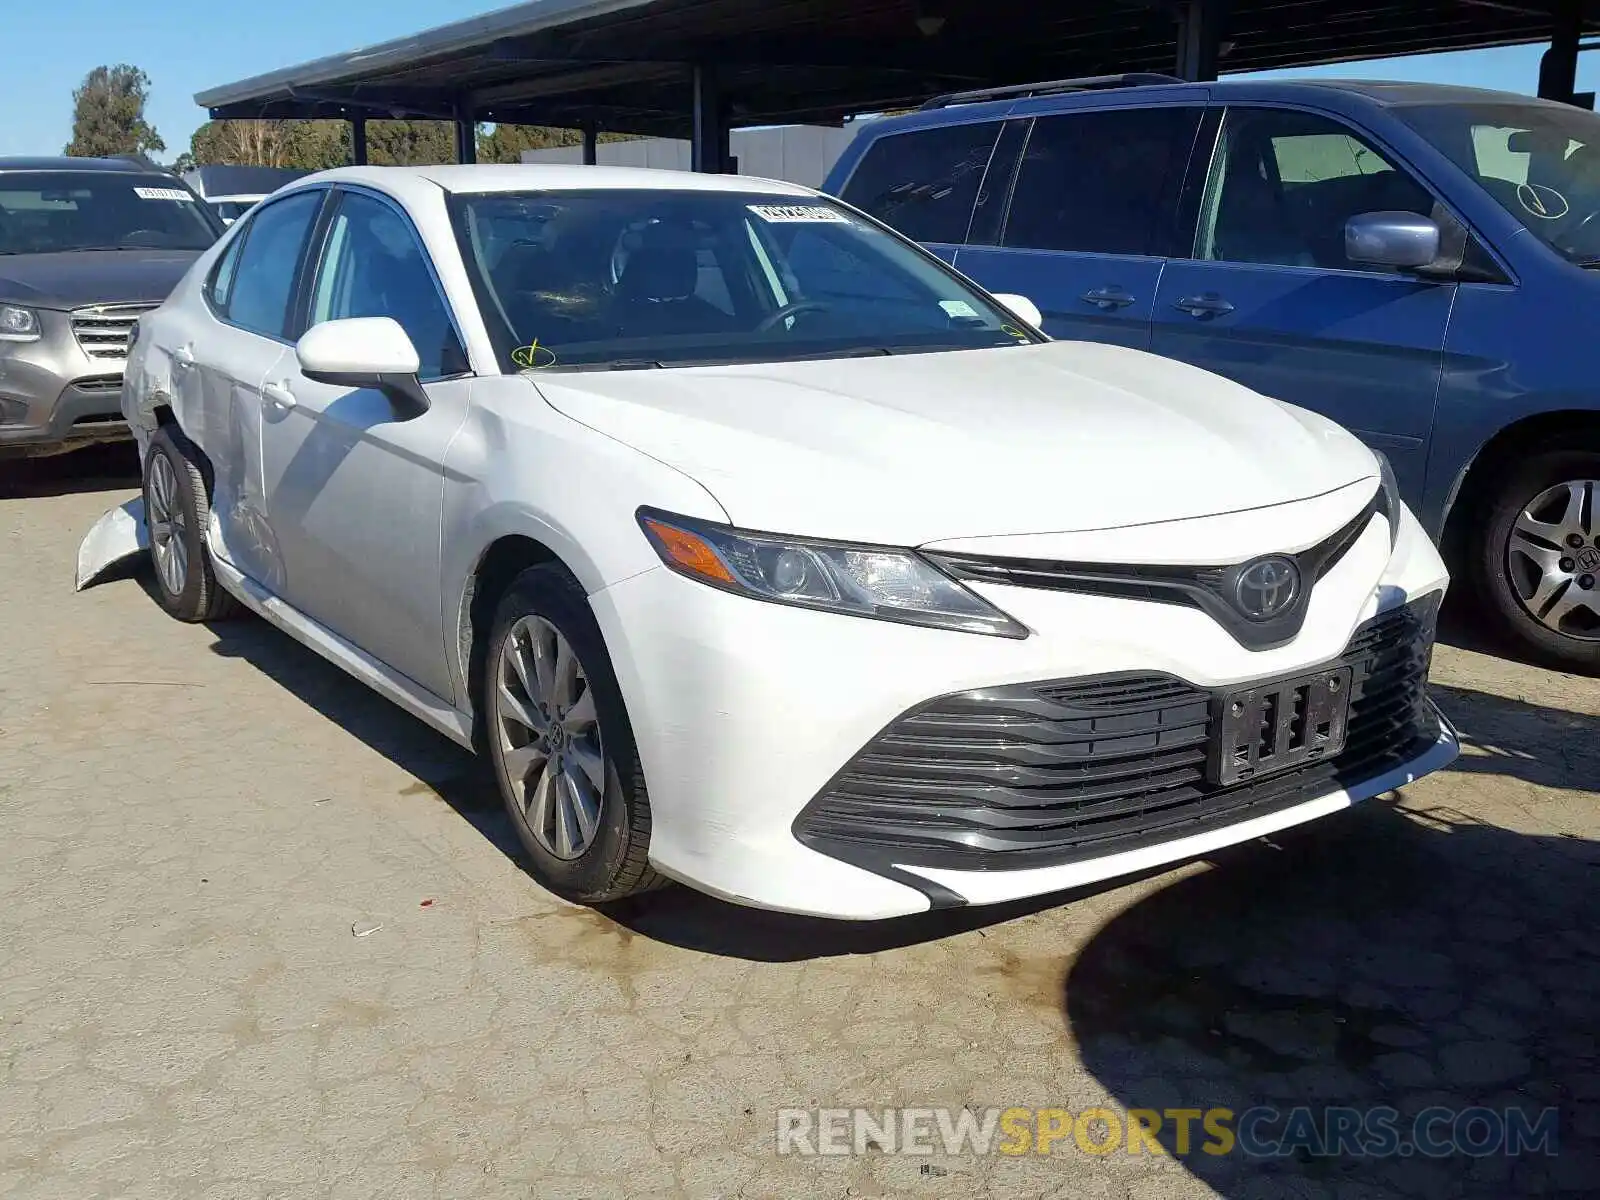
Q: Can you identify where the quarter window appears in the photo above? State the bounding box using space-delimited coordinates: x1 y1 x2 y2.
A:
1002 107 1200 256
309 191 465 380
226 191 323 338
839 122 1002 245
1196 108 1436 272
205 231 246 313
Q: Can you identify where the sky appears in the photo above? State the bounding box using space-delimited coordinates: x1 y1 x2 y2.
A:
6 0 1600 161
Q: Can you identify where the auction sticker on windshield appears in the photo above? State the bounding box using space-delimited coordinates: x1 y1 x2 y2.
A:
133 187 193 202
748 204 849 223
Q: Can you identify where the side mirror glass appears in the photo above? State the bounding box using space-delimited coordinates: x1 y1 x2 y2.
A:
990 292 1044 330
1345 211 1442 271
296 317 429 419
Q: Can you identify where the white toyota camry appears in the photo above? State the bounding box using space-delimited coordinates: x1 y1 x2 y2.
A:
113 164 1458 920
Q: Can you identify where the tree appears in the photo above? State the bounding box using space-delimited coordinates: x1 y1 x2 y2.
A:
477 123 581 164
65 65 165 159
185 119 347 171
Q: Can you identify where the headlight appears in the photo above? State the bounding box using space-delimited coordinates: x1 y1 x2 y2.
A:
637 507 1028 639
0 305 40 342
1371 449 1402 549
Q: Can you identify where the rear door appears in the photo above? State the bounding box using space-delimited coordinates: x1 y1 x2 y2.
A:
954 103 1205 349
1149 105 1455 499
258 186 471 702
835 119 1003 265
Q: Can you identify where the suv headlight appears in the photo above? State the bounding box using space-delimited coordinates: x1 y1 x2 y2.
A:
637 507 1028 639
1371 449 1402 549
0 305 40 342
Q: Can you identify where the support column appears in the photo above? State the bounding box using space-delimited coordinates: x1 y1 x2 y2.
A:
1539 0 1582 103
454 106 477 165
351 115 368 166
691 64 729 173
582 122 598 165
1176 0 1224 83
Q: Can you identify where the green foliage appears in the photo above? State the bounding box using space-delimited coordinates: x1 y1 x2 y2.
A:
65 65 165 159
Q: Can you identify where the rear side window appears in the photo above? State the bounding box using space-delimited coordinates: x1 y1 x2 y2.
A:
225 190 323 339
1003 107 1201 256
839 122 1001 244
205 233 245 313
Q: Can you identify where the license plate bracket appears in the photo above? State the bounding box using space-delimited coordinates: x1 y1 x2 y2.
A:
1209 666 1353 787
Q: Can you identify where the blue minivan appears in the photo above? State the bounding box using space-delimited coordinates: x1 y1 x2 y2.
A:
824 76 1600 672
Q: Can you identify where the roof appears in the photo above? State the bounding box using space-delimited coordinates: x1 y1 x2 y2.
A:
195 0 1599 138
0 156 171 173
303 162 814 194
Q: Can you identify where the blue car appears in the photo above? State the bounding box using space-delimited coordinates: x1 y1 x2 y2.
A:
824 76 1600 672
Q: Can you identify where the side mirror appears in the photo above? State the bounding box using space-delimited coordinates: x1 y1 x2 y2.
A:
1345 211 1441 271
296 317 429 420
990 292 1044 329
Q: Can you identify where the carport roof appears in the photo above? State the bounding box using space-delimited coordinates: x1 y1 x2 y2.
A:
196 0 1599 137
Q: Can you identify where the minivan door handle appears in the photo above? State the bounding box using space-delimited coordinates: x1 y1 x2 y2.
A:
261 382 298 412
1174 293 1236 318
1081 286 1137 310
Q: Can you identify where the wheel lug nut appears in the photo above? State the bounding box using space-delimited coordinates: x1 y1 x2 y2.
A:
1568 534 1585 548
1561 557 1576 572
1582 575 1596 590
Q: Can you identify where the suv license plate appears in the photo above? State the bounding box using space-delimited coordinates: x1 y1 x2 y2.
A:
1209 666 1353 787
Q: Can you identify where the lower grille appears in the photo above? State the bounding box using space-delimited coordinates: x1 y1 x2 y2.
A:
793 596 1440 875
71 303 156 362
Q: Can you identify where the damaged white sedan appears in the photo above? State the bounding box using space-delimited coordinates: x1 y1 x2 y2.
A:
96 165 1457 919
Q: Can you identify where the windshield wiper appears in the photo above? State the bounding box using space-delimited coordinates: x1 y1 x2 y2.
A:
537 358 664 372
1573 256 1600 269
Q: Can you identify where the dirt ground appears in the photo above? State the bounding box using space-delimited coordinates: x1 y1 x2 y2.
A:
1 446 1596 1199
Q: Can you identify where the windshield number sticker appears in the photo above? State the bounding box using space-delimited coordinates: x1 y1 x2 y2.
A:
940 300 979 319
133 187 192 202
747 204 848 224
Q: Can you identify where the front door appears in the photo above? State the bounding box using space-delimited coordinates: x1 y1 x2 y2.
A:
955 104 1204 349
1150 105 1455 500
259 187 471 701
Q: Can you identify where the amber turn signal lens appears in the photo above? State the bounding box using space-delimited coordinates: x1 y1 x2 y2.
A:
641 518 737 585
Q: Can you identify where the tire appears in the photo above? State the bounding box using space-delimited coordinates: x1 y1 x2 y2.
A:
482 563 665 904
1472 443 1600 673
142 425 239 623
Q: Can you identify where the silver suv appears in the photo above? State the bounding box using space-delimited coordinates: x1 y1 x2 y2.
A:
0 157 221 458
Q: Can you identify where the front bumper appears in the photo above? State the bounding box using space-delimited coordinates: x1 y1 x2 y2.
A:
590 505 1456 919
0 310 131 454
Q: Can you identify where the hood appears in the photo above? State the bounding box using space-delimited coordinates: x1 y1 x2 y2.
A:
533 340 1378 547
0 250 202 310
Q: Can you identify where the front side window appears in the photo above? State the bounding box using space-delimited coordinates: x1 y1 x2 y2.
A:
226 190 323 339
0 172 220 255
838 122 1002 244
451 189 1040 372
308 191 464 380
1003 107 1201 256
1196 108 1435 271
1400 100 1600 265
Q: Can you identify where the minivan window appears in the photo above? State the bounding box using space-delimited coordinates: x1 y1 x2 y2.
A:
0 172 219 255
225 190 323 339
839 122 1001 245
1196 108 1434 271
1003 107 1200 256
1400 100 1600 265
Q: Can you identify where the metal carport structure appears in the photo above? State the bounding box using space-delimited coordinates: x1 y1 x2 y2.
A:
196 0 1600 172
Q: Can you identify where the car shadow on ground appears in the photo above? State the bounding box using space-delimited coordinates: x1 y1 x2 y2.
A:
1062 686 1599 1197
0 442 139 499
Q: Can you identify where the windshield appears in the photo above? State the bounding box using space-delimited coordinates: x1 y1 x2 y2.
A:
449 188 1039 371
0 172 220 255
1400 101 1600 264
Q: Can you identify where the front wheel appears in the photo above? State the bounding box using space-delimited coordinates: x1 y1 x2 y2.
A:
483 564 665 904
1474 446 1600 672
142 426 238 623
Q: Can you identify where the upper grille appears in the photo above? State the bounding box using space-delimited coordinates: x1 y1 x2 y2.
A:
71 303 156 362
793 595 1440 877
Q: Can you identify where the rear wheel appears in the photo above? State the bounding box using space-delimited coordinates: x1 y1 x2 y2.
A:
142 426 238 623
1473 445 1600 672
483 564 664 904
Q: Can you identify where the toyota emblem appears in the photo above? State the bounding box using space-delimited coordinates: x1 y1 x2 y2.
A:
1234 556 1301 620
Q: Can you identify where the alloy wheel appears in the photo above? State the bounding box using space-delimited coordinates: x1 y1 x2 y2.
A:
495 614 606 860
146 452 189 598
1506 478 1600 641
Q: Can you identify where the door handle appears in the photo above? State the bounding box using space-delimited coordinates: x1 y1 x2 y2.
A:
171 345 196 371
1174 294 1236 318
262 382 297 411
1081 286 1136 310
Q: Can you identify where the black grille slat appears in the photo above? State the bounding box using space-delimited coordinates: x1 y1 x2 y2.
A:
794 597 1441 875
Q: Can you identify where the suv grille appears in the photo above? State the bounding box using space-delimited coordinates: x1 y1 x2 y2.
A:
793 596 1440 878
71 303 156 362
